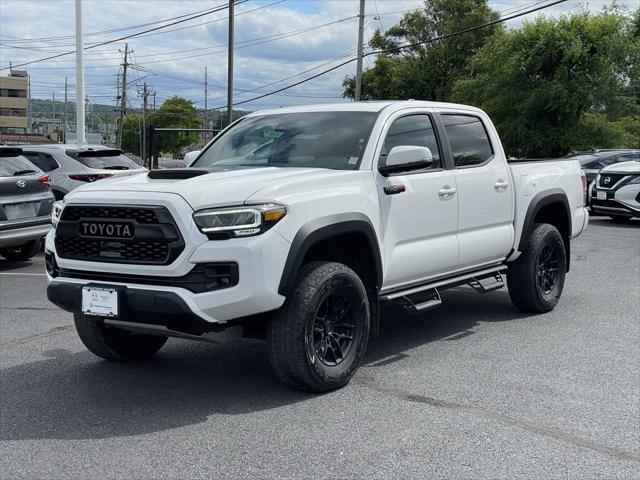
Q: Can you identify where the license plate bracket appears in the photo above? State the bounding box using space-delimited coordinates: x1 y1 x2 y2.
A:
81 285 122 317
596 190 607 200
5 202 37 220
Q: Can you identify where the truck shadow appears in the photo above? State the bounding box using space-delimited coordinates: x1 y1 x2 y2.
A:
1 289 527 441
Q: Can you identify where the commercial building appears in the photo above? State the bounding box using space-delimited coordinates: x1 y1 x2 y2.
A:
0 70 29 134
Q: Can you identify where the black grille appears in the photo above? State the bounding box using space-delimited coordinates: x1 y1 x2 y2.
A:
597 173 627 189
55 205 184 265
61 206 158 223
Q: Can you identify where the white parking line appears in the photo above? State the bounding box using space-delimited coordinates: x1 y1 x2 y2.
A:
0 272 46 276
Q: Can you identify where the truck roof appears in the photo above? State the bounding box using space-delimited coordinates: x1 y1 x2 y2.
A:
248 100 484 117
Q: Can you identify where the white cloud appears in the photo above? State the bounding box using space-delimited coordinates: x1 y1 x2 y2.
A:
1 0 636 111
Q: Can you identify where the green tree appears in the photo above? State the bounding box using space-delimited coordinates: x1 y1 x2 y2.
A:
452 8 640 157
147 96 201 161
120 113 142 156
343 0 501 101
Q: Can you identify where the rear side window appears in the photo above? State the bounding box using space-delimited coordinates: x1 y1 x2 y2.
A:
381 114 442 169
442 114 493 167
617 153 640 163
0 156 41 177
23 152 59 171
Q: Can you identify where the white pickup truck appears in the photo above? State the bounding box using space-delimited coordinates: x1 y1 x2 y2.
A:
46 101 588 392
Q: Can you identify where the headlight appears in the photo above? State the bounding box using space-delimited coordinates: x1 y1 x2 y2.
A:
628 175 640 185
51 200 64 228
193 204 286 238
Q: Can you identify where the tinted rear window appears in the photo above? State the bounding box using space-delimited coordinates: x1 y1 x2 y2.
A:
66 150 142 170
442 114 493 167
0 156 41 177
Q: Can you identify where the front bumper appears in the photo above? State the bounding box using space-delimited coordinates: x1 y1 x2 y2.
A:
0 217 51 248
590 184 640 217
45 225 290 325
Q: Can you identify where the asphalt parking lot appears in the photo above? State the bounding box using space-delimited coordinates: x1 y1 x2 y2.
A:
1 215 638 479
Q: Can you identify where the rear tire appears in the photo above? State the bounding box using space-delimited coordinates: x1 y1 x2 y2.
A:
507 224 566 313
74 313 167 361
0 239 41 261
267 261 370 392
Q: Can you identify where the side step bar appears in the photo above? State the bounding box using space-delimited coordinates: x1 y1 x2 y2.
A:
381 266 507 313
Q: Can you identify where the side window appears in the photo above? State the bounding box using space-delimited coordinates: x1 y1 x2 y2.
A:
618 154 640 163
442 114 493 167
380 114 441 169
23 152 59 172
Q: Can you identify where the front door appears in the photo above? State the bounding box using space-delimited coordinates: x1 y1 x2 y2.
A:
375 112 459 290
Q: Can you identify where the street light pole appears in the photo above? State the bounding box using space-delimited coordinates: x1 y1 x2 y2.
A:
227 0 234 125
355 0 365 102
75 0 86 145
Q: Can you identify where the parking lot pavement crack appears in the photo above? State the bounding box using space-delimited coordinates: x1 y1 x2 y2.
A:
354 375 640 464
0 325 74 348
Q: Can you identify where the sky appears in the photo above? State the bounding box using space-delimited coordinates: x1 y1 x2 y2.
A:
0 0 637 114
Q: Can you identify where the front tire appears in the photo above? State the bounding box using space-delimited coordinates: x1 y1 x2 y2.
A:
0 239 41 261
507 224 566 313
267 262 370 392
74 314 167 361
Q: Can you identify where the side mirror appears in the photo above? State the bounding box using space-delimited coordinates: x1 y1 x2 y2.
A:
378 146 434 177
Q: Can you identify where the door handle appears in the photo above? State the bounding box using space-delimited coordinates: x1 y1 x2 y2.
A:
438 186 456 199
494 179 509 191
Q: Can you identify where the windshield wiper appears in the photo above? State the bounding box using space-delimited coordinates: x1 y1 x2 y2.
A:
13 169 36 176
102 166 130 170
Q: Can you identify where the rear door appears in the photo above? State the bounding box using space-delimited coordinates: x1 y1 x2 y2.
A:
375 110 459 289
439 112 514 269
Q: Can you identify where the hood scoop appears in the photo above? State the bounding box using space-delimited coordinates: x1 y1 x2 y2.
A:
147 168 209 180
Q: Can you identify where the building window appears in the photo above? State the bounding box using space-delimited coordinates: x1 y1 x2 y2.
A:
0 88 27 98
0 108 27 117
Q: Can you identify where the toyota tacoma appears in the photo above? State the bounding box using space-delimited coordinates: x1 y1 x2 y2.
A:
46 101 588 392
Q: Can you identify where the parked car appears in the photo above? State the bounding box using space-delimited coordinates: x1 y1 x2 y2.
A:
46 101 588 392
0 147 54 261
568 149 640 187
183 150 201 164
21 144 147 200
590 159 640 221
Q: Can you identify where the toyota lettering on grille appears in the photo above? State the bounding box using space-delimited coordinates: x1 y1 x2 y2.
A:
80 221 134 239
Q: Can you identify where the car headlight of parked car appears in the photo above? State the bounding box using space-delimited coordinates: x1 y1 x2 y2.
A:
627 176 640 185
193 204 286 238
51 200 64 228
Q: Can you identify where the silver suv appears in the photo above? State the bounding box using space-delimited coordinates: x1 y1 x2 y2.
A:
0 147 54 261
21 144 147 200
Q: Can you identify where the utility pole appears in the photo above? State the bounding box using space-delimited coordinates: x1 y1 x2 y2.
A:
152 92 156 110
227 0 234 125
204 66 208 143
52 92 56 138
141 82 149 166
355 0 365 102
75 0 85 145
63 77 68 143
117 43 129 149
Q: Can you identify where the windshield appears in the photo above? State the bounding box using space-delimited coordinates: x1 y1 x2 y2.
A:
193 112 378 170
0 155 41 177
66 150 142 170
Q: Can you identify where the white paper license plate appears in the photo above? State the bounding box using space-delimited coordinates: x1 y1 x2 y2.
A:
82 286 119 317
5 202 37 220
596 190 607 200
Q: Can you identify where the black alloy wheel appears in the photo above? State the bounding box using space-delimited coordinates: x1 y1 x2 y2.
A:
536 244 559 295
312 293 357 367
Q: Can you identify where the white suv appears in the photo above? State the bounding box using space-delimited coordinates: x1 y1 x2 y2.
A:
46 101 588 392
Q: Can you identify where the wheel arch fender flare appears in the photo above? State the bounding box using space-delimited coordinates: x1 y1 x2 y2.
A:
518 188 572 270
277 212 383 297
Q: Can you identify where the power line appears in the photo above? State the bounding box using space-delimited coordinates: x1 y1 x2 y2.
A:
0 1 245 71
212 0 570 109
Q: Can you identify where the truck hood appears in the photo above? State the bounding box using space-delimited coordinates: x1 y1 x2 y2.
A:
67 167 354 210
